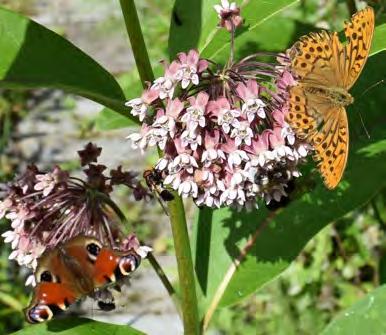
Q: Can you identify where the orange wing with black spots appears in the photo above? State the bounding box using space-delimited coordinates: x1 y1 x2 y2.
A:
286 7 374 189
343 7 375 89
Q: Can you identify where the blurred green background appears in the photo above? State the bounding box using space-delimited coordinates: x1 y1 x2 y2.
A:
1 0 386 334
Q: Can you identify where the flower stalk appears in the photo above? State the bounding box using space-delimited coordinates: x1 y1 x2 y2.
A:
119 0 155 86
100 191 181 314
119 1 200 334
168 193 200 335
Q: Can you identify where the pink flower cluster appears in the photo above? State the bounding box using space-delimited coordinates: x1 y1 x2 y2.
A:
127 48 310 210
0 143 150 281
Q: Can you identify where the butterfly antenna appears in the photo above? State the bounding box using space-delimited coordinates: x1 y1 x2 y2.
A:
357 79 385 100
358 111 371 139
355 79 385 139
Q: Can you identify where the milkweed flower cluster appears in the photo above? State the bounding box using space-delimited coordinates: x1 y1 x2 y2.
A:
0 143 150 282
126 2 310 211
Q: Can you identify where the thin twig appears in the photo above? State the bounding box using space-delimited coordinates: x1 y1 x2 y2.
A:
146 252 181 314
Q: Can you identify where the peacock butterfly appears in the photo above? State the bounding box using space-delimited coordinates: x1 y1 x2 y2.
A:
25 236 141 323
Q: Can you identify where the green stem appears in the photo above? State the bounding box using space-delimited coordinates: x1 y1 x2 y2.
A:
119 2 199 333
168 194 200 335
119 0 155 85
97 192 180 312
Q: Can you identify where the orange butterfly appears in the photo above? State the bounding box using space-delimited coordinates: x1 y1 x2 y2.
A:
286 7 375 189
25 236 141 323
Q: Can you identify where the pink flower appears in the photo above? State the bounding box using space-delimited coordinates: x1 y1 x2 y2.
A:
272 110 295 145
178 179 199 198
0 198 12 219
276 70 296 91
177 50 208 89
181 129 202 150
1 145 148 275
125 87 159 121
6 206 35 230
182 92 209 130
214 0 243 32
34 166 69 196
165 98 185 119
127 124 151 151
208 97 240 134
152 61 181 99
267 128 294 160
230 120 254 146
237 80 266 121
170 153 198 175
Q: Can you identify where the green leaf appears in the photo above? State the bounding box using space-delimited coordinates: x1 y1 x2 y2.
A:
168 0 299 61
95 108 137 131
371 23 386 56
0 291 23 311
94 72 141 131
94 65 164 131
321 285 386 335
168 0 202 59
199 0 299 60
193 50 386 319
11 318 145 335
0 7 132 120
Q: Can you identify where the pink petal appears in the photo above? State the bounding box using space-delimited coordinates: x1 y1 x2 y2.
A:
236 82 248 100
196 92 209 107
246 80 258 96
198 59 208 72
187 50 199 65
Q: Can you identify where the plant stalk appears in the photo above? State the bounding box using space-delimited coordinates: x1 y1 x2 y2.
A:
168 194 200 335
97 192 180 308
119 2 200 333
119 0 155 85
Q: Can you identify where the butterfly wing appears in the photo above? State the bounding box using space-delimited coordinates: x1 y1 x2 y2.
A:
25 282 78 323
288 85 349 189
289 30 344 87
312 107 349 189
25 237 96 323
26 236 141 323
343 7 374 89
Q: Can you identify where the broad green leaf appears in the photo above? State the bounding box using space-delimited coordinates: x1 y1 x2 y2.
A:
321 285 386 335
95 108 136 131
0 7 132 120
193 50 386 318
168 0 202 58
168 0 299 61
371 23 386 55
95 72 141 131
11 318 145 335
199 0 300 60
